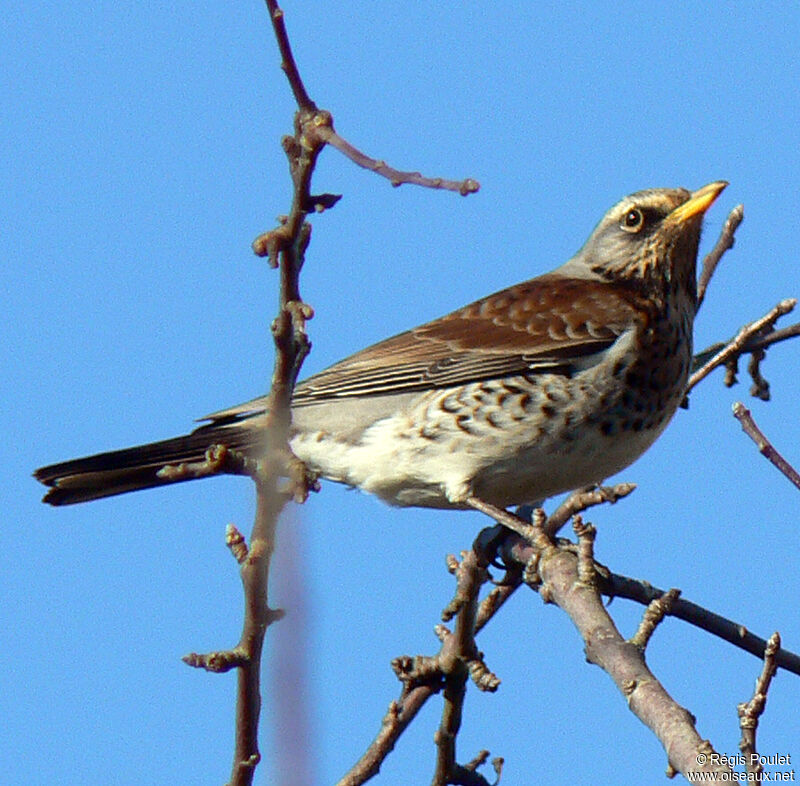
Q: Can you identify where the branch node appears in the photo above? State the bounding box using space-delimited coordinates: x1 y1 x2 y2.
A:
225 523 249 564
622 678 638 697
738 631 781 769
545 482 636 537
434 624 451 643
629 588 681 650
182 647 247 673
391 654 443 687
467 655 501 692
445 553 460 575
687 298 797 395
572 515 598 587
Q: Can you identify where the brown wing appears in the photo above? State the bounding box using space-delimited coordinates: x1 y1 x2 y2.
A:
291 274 639 405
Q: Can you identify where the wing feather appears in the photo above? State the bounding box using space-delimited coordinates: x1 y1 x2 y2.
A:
290 274 638 406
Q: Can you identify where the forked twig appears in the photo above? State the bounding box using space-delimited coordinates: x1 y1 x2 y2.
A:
738 632 781 775
687 299 797 393
604 572 800 676
263 1 479 196
203 4 484 783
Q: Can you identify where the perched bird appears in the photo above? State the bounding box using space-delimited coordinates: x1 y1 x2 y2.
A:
36 181 727 509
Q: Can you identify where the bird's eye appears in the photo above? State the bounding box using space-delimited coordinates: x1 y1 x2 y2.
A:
621 207 644 233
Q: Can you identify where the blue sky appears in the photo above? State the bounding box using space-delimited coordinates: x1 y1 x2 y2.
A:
4 3 800 784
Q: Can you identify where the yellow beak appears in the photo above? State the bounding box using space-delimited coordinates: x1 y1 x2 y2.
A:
669 180 728 223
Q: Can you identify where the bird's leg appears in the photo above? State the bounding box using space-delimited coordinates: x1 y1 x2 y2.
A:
464 496 541 542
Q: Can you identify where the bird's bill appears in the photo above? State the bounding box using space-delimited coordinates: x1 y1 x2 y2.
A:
668 180 728 223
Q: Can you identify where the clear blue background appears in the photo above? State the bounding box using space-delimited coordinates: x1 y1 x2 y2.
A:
4 2 799 784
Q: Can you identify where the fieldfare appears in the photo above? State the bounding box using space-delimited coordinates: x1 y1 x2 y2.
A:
36 181 727 509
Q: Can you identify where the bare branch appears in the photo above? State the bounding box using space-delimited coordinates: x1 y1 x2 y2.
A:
459 500 731 778
341 548 500 786
544 482 637 537
605 573 800 677
226 524 249 564
461 505 800 776
432 551 492 786
732 402 800 491
485 520 800 677
337 691 434 786
227 491 284 786
475 580 520 634
471 483 800 677
686 299 797 393
263 0 314 110
629 588 681 650
519 521 730 778
191 9 328 784
319 125 480 195
221 111 321 784
464 496 542 542
738 632 781 775
696 204 744 309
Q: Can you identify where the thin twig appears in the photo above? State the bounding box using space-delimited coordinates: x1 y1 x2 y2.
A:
341 548 500 786
202 6 324 784
696 204 744 309
604 572 800 677
691 320 800 371
513 524 732 778
750 320 800 350
263 1 479 197
432 550 494 786
318 126 480 196
738 632 781 775
464 496 539 541
732 402 800 490
228 492 280 785
544 482 637 537
336 690 432 786
629 589 681 650
263 0 314 110
686 299 796 393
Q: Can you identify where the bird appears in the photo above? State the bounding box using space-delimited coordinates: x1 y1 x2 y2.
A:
35 181 727 510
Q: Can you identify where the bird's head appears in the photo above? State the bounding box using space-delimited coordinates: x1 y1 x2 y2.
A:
568 181 728 298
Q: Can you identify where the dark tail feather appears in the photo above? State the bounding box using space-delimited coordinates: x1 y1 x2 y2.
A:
34 422 258 506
